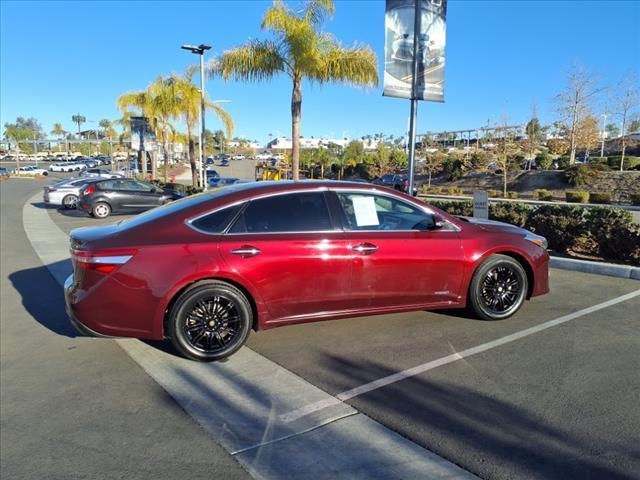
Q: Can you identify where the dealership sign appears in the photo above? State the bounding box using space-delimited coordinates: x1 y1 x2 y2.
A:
383 0 447 102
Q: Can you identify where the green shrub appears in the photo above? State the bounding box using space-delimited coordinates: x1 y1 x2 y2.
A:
427 200 473 216
564 164 600 186
422 185 441 194
490 202 531 227
588 192 611 204
590 157 608 165
535 153 553 170
506 191 518 199
185 185 204 195
631 193 640 206
526 205 589 253
442 158 466 181
557 156 571 169
535 189 554 201
607 155 640 170
585 207 638 264
446 186 463 195
487 189 501 198
566 191 589 203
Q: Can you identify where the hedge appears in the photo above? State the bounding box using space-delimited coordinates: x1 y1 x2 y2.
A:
607 156 640 170
589 192 611 204
558 156 571 169
426 199 640 265
535 189 553 201
566 191 589 203
631 193 640 206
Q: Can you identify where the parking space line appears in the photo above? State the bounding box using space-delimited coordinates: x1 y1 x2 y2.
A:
280 289 640 423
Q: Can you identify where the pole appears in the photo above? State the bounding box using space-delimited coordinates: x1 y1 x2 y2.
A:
33 134 38 167
198 51 206 189
600 113 606 158
406 0 422 196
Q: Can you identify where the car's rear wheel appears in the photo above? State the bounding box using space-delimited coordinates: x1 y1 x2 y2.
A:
468 254 527 321
92 202 111 219
168 281 252 362
62 194 78 209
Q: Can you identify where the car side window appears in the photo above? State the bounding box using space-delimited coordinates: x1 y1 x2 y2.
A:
190 205 242 234
229 192 332 233
97 180 121 190
336 192 436 231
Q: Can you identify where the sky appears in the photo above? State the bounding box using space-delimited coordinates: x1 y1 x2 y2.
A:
1 0 639 145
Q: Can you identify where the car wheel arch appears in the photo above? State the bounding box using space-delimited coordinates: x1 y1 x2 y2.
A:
473 249 535 300
161 276 262 339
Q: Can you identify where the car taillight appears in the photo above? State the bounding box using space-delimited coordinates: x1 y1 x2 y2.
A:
47 187 57 192
84 184 96 195
71 249 137 274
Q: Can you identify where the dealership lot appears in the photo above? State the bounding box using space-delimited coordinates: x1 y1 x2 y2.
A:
2 176 639 480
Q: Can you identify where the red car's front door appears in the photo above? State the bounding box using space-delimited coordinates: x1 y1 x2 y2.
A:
334 191 465 310
218 191 352 322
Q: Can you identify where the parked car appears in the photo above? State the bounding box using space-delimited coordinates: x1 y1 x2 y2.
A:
219 159 230 167
13 166 48 176
44 178 92 209
65 181 550 362
77 178 184 218
207 177 247 188
231 155 246 161
80 159 99 168
79 168 125 179
0 167 9 178
372 174 417 195
50 162 87 172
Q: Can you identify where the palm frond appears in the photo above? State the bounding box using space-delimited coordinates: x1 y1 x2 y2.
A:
304 0 335 26
205 100 234 139
311 40 379 87
218 40 286 81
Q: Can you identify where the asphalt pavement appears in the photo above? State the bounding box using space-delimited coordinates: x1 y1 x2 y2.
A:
2 174 639 480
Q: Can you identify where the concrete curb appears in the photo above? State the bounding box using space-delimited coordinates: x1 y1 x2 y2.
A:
550 256 640 280
22 193 478 480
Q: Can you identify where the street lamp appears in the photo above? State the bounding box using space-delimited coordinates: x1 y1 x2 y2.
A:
600 113 607 158
181 44 211 189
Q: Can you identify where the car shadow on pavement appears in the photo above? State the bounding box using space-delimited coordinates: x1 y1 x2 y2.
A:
30 201 57 210
319 353 637 480
9 261 78 338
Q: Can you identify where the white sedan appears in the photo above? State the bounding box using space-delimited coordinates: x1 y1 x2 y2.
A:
13 166 49 176
79 168 124 179
49 162 86 172
43 178 92 209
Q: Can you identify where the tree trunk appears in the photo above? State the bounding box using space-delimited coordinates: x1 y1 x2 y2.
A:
162 125 169 183
503 167 508 197
569 96 578 164
620 116 627 172
428 169 432 188
291 73 302 181
186 116 198 186
320 164 324 179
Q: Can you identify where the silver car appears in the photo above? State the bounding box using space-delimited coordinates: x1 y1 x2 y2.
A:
79 168 125 179
43 178 93 209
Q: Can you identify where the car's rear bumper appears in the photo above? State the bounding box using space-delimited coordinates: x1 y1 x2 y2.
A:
64 274 114 338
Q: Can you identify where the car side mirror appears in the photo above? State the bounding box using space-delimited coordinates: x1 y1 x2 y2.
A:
433 214 445 230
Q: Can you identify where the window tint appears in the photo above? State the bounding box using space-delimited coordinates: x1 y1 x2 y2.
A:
191 205 242 233
97 179 125 190
337 193 435 231
230 192 331 233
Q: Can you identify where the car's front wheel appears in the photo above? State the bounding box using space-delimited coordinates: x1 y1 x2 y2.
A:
92 202 111 219
468 254 528 321
168 281 252 361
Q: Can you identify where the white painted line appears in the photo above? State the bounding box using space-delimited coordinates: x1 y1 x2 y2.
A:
281 288 640 423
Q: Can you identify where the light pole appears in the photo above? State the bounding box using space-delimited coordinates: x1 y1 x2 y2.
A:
600 113 607 158
181 44 211 189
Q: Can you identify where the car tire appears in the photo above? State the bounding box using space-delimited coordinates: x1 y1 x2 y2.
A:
468 254 528 321
62 194 78 209
92 202 111 219
168 280 252 362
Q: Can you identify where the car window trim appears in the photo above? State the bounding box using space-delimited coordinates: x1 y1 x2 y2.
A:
185 188 341 236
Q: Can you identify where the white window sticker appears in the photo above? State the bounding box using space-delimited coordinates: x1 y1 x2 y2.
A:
352 196 379 227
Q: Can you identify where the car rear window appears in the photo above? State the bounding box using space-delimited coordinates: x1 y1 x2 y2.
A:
229 192 332 233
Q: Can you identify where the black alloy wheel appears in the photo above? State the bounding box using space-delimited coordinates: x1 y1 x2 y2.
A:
469 254 528 321
169 281 252 361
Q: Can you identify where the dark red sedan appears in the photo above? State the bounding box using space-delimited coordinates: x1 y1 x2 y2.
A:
65 181 549 361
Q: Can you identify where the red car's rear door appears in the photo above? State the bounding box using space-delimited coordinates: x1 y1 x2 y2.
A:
333 191 464 309
219 191 352 322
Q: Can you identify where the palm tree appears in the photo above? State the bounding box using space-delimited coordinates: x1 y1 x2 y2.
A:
71 114 86 135
51 123 66 151
214 0 378 181
176 67 234 186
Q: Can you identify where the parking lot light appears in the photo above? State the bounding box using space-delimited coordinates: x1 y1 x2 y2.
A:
181 44 211 189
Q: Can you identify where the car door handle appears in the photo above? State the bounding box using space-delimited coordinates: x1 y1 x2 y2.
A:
352 243 378 255
231 245 261 258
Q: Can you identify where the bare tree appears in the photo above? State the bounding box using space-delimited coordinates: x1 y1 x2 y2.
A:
611 72 639 170
495 115 521 197
555 64 604 164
